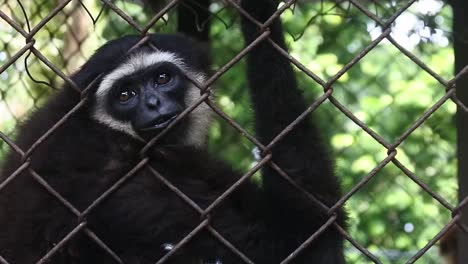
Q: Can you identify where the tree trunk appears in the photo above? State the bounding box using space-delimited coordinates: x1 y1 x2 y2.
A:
451 0 468 263
62 1 90 73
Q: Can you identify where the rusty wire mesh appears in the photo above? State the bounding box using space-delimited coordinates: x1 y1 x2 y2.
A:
0 0 467 263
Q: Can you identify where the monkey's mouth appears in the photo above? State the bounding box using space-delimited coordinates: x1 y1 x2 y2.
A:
141 114 179 131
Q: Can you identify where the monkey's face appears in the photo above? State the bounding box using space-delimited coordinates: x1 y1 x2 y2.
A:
110 62 184 133
92 51 212 146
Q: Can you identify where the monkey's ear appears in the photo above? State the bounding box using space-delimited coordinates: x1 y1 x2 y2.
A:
181 34 211 71
70 36 148 93
183 37 211 74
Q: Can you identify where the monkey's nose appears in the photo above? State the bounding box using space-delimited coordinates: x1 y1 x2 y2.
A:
146 96 159 109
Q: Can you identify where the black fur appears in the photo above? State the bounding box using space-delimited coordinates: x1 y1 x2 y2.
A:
0 0 345 263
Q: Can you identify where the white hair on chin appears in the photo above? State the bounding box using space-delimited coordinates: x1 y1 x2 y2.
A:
92 51 212 146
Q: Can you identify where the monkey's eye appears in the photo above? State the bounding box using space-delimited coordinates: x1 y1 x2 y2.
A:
118 89 136 102
155 73 171 85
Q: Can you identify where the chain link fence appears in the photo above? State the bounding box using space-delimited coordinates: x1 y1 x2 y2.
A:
0 0 467 263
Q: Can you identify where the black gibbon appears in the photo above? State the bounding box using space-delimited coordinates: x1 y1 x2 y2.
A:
0 0 345 263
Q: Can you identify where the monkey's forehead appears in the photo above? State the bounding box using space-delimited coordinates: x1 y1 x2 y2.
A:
96 34 210 73
69 34 210 93
95 51 206 97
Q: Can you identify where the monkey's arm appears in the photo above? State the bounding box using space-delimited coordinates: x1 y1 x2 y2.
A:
241 0 342 216
240 0 346 261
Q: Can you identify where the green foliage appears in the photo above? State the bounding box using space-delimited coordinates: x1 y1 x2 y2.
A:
0 0 457 263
